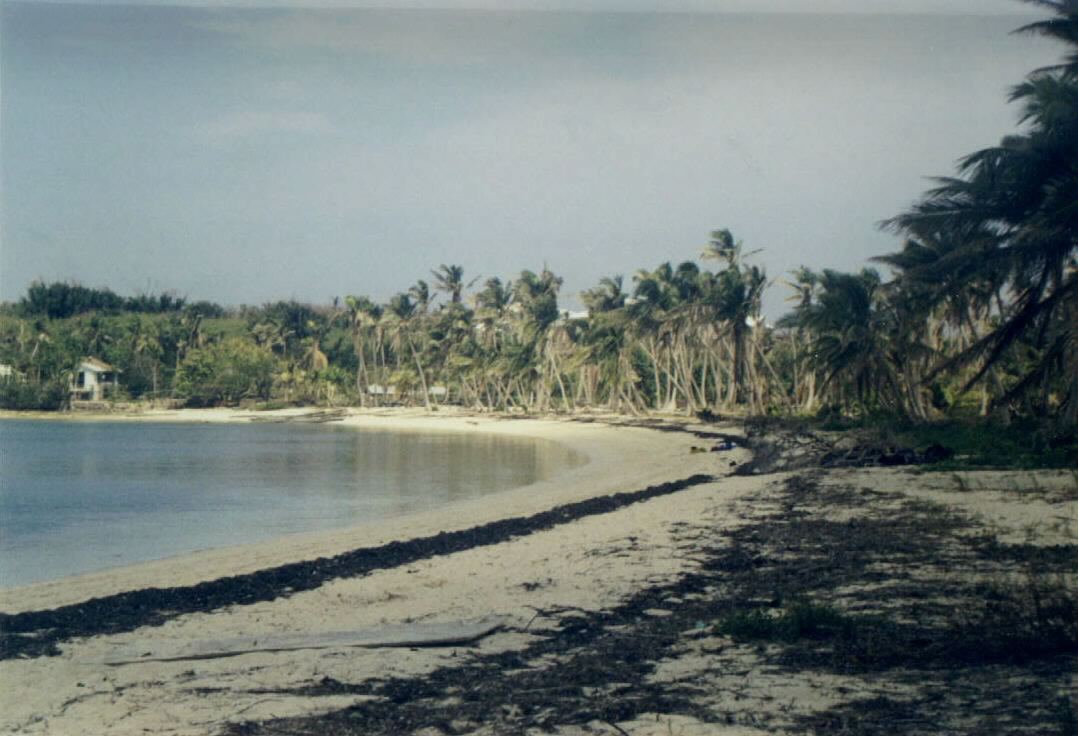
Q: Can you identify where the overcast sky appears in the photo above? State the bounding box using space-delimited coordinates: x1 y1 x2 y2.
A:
0 1 1042 12
0 1 1063 317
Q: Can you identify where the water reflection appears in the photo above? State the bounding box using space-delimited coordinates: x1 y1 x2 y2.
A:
0 420 585 587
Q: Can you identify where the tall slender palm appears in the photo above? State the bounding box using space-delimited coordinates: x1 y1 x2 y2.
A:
778 267 825 412
383 293 432 409
128 315 164 397
581 275 638 412
345 295 381 403
512 269 564 410
700 230 767 409
632 262 705 411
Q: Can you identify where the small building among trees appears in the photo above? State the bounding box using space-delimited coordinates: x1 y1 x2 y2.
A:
71 358 120 401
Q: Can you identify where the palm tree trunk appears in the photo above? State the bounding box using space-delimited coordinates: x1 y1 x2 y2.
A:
407 337 432 410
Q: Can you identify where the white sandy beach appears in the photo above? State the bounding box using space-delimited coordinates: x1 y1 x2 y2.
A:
0 409 756 734
0 408 1073 736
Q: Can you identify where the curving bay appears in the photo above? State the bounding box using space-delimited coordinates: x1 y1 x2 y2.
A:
0 418 584 587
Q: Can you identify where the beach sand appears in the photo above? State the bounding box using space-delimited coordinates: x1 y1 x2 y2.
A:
0 409 1074 735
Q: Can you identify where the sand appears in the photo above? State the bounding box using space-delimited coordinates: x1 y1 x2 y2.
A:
0 408 1073 736
0 408 750 734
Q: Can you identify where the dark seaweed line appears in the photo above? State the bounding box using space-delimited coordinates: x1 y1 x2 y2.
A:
0 473 715 661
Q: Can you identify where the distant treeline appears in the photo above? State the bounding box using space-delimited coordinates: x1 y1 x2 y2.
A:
17 281 227 320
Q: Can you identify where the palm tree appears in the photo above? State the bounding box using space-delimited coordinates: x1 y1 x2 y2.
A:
409 280 433 314
785 269 906 418
345 295 381 403
580 278 646 412
473 277 513 350
700 230 767 409
701 228 762 267
128 315 164 397
1014 0 1078 76
631 263 692 411
512 269 562 340
881 3 1078 423
300 319 331 373
511 269 564 410
431 264 477 305
581 276 627 315
779 267 822 411
383 292 432 409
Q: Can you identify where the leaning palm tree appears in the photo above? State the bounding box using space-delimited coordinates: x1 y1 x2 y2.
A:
881 2 1078 423
1014 0 1078 75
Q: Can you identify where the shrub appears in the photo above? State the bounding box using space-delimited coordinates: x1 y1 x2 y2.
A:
174 338 277 407
0 376 69 411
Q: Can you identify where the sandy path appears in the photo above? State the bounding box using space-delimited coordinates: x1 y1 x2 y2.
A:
0 409 754 735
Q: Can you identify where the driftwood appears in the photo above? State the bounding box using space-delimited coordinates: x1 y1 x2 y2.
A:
97 616 508 665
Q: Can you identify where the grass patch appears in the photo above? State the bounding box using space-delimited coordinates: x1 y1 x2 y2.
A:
897 420 1077 469
787 412 1077 469
718 601 857 643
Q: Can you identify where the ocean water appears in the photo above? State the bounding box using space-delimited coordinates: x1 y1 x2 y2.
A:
0 419 585 587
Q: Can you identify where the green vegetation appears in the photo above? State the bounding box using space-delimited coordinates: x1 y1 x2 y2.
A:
899 419 1078 469
173 338 277 407
718 601 860 643
0 3 1074 445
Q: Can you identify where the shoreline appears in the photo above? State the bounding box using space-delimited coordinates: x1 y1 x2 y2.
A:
0 407 737 614
4 412 1070 735
0 408 758 735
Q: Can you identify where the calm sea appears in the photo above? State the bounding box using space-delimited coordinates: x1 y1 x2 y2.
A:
0 419 584 587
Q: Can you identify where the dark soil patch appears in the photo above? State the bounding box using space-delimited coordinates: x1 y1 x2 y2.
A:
0 474 714 660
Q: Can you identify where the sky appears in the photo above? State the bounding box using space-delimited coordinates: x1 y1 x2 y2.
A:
0 1 1064 318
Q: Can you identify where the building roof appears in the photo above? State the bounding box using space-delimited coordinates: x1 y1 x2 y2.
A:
80 357 115 372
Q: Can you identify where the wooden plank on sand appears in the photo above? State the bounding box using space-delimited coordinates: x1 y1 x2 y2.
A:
98 616 508 665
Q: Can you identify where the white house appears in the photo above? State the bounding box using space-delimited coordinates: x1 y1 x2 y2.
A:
71 358 119 401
